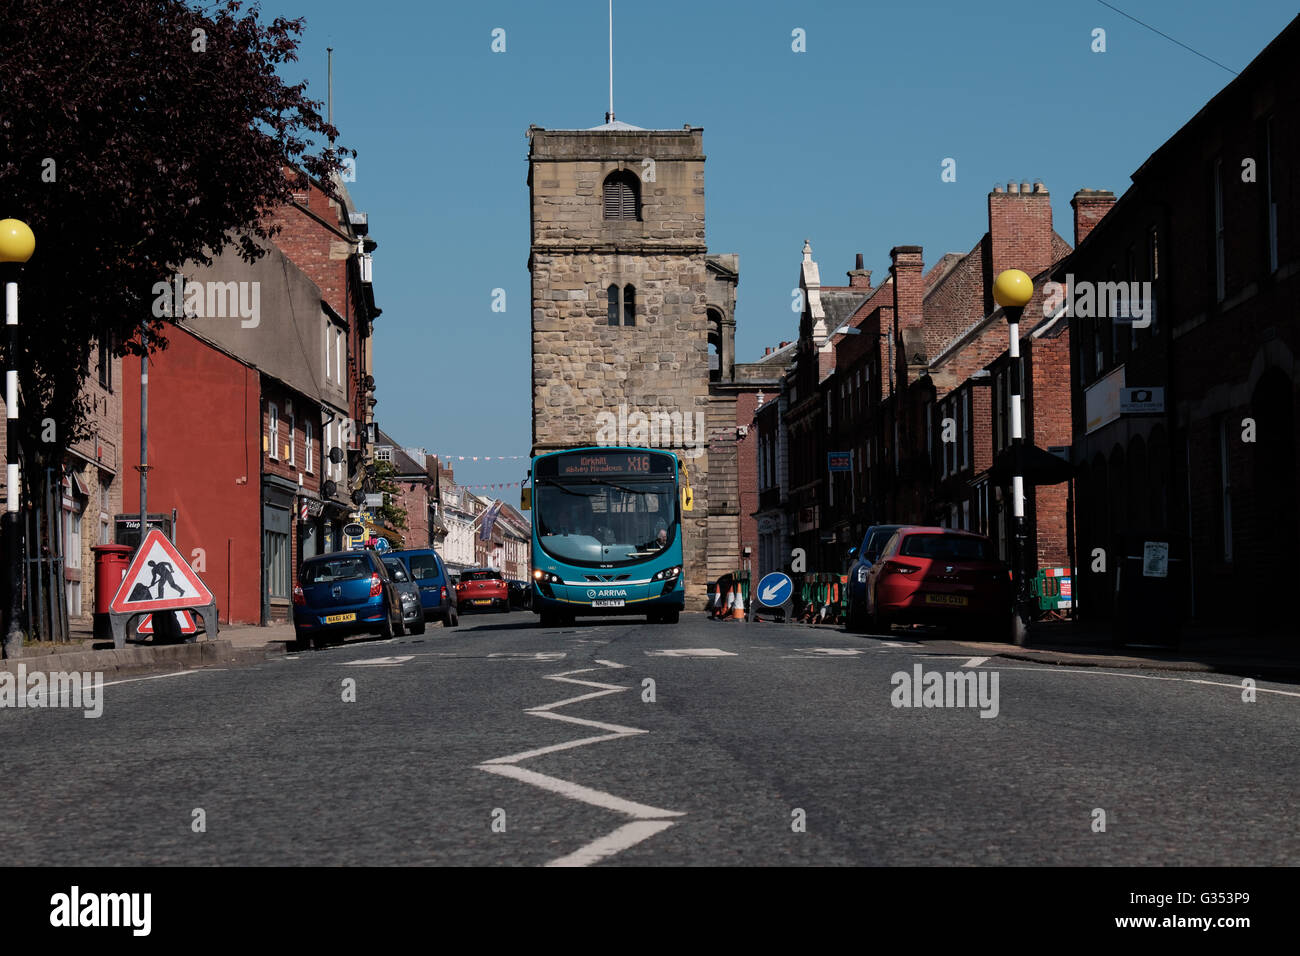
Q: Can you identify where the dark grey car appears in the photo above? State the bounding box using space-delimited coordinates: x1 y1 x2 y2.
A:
844 524 906 632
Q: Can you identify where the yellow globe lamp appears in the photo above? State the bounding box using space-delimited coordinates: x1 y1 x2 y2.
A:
0 219 35 264
992 268 1033 310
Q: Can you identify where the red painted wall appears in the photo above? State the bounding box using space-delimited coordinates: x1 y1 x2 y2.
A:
122 329 262 624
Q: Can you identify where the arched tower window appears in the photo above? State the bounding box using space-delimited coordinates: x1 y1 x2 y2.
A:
602 170 641 221
607 284 637 326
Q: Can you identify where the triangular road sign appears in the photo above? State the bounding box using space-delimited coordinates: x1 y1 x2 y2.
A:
109 529 213 614
137 610 198 634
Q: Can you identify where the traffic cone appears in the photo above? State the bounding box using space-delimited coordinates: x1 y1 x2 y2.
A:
723 584 735 618
731 584 746 620
710 586 722 619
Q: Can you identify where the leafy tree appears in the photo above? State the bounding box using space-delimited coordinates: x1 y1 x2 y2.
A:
372 459 409 535
0 0 346 538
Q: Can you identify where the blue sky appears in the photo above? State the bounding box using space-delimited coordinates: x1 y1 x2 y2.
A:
267 0 1296 490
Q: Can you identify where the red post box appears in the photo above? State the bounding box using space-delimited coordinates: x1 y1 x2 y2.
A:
92 543 134 640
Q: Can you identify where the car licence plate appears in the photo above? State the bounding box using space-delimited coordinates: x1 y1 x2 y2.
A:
924 594 968 607
474 600 492 606
324 612 356 623
592 600 625 608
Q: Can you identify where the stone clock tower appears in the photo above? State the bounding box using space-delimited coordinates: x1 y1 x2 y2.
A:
527 120 722 603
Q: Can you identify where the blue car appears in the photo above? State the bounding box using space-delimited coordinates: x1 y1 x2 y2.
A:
844 524 906 633
388 548 459 627
293 550 404 649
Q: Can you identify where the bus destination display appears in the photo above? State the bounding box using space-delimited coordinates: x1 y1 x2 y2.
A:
551 452 673 477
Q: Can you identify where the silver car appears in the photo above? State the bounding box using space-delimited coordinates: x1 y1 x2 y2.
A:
382 557 427 635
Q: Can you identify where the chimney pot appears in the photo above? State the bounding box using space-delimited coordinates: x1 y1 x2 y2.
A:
1020 181 1032 193
1007 182 1019 194
855 253 864 270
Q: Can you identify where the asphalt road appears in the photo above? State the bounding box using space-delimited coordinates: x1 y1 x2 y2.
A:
3 610 1298 866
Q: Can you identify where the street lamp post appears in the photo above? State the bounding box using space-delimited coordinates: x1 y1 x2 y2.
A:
993 268 1034 646
0 218 36 659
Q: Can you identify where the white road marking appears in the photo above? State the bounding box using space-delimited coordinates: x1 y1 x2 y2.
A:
808 648 863 656
527 710 646 735
995 665 1300 697
339 656 415 666
964 657 990 667
96 670 211 689
488 651 567 661
21 668 209 707
474 658 682 866
480 732 629 765
645 648 737 657
545 820 677 868
479 765 683 820
880 641 922 647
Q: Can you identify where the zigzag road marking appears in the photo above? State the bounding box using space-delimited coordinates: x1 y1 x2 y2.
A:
475 664 683 866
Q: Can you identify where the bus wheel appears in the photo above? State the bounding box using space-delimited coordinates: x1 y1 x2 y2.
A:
646 611 661 624
538 611 558 628
661 609 680 624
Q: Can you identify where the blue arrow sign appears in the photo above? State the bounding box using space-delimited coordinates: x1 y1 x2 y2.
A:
756 572 793 608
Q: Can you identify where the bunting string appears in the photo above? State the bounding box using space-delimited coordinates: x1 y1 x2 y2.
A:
433 455 527 463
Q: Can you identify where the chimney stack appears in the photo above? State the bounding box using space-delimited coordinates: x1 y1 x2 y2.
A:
890 245 926 386
988 180 1054 281
1071 188 1117 247
847 252 872 289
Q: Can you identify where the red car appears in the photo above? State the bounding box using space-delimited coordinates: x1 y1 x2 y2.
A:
863 527 1012 638
455 568 510 613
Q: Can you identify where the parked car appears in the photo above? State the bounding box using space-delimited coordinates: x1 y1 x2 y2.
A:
507 579 532 610
293 549 405 649
844 523 907 632
388 548 459 627
381 556 426 635
863 527 1012 638
456 567 510 612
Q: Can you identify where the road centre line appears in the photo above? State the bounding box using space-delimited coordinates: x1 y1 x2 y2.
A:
474 660 683 865
545 821 677 868
479 764 683 821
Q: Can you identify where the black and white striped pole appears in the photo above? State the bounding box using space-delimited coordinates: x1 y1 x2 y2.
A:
993 268 1034 645
0 218 36 659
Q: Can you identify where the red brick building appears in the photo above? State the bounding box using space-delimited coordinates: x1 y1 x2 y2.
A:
122 330 262 624
763 182 1078 582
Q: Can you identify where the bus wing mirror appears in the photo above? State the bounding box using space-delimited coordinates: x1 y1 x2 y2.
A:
681 485 694 512
520 487 531 511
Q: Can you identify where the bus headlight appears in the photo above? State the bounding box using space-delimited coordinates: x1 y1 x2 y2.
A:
534 570 564 584
652 566 682 582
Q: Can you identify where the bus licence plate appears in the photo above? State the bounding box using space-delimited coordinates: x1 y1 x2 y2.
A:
592 600 625 608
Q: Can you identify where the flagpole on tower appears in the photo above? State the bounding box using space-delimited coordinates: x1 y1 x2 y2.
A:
607 0 614 123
